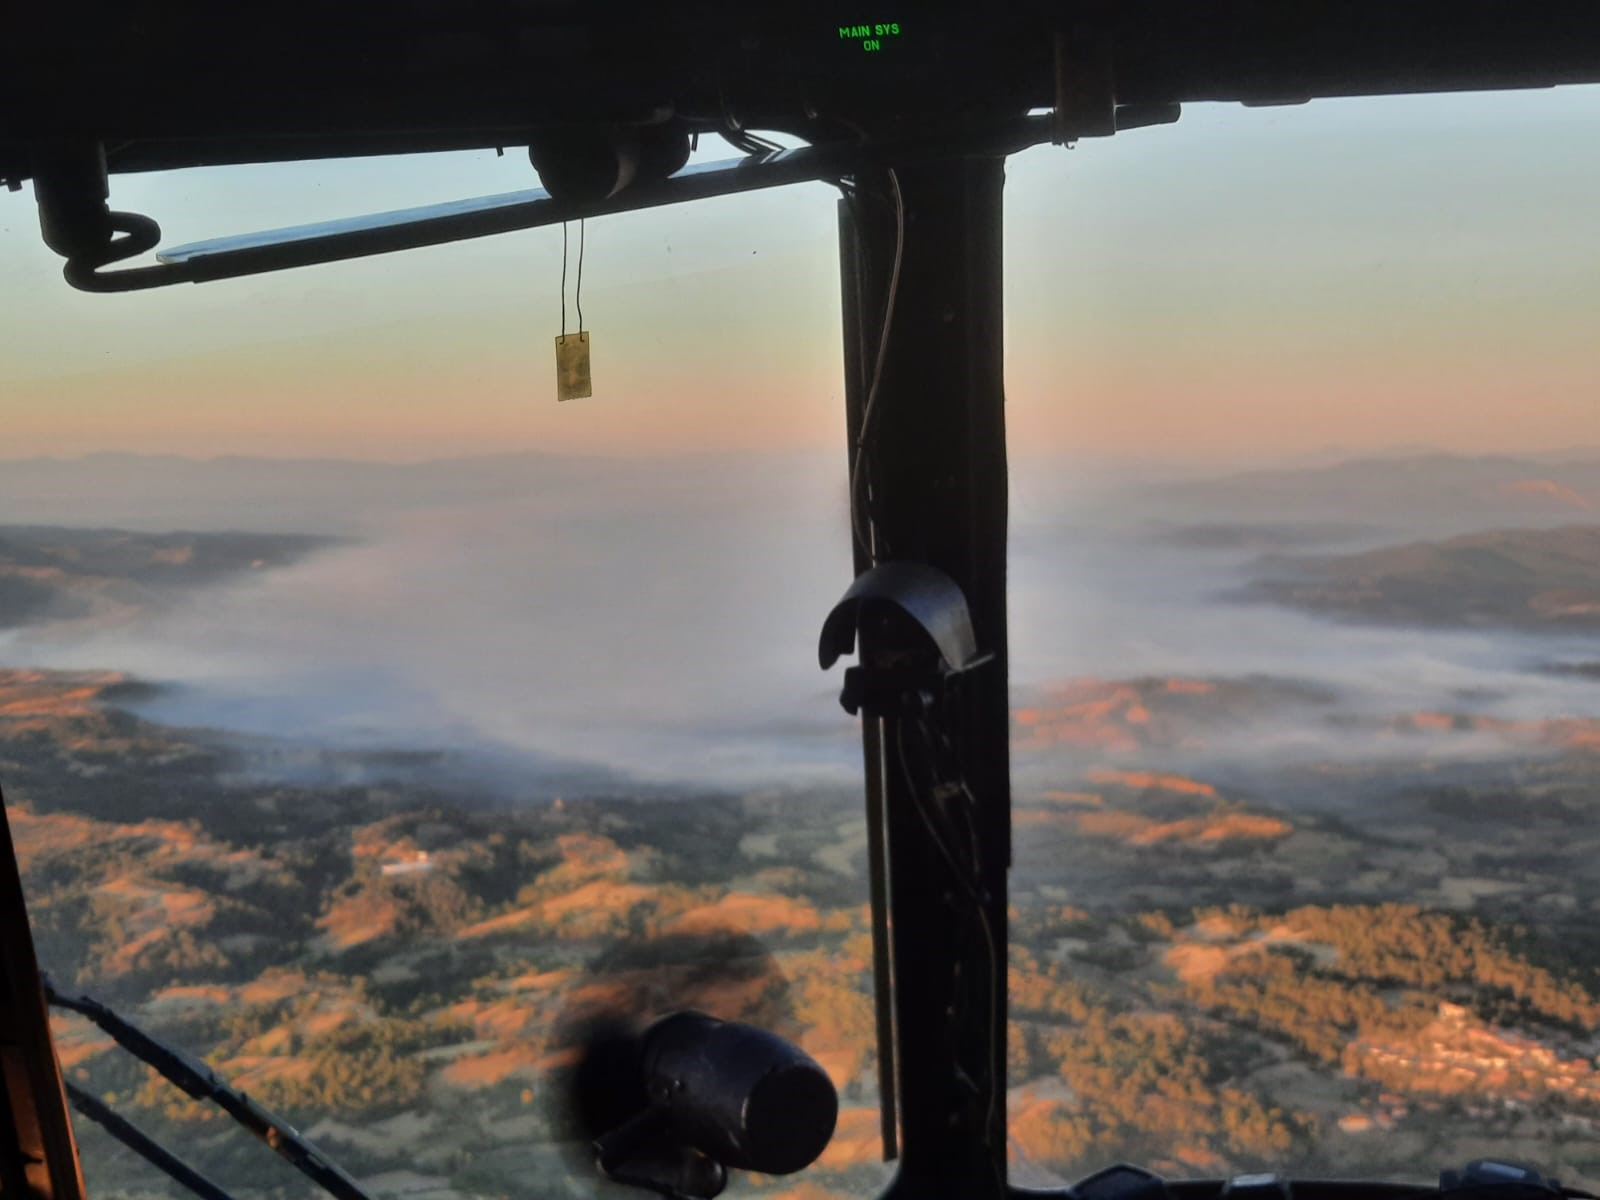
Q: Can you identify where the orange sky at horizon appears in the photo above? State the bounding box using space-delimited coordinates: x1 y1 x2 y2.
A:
3 89 1598 466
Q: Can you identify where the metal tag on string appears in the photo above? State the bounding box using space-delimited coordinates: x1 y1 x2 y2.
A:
556 332 591 401
555 218 592 401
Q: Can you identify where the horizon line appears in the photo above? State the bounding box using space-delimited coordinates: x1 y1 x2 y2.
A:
2 444 1598 471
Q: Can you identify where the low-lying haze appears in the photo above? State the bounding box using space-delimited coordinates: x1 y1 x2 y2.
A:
4 450 1599 792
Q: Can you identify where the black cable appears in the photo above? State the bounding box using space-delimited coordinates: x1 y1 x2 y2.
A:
894 721 982 902
719 128 782 157
560 220 568 340
894 718 1006 1193
909 719 1004 1178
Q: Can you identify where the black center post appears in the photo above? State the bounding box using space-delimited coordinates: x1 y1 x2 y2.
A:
837 156 1011 1200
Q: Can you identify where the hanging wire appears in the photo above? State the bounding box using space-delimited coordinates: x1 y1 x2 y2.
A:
849 169 906 563
576 217 586 334
558 219 586 339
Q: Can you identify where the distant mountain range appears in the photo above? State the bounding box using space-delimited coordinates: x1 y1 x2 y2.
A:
0 452 606 533
1241 525 1600 631
5 448 1598 539
1148 453 1600 540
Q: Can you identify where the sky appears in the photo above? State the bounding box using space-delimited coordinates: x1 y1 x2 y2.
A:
2 86 1600 465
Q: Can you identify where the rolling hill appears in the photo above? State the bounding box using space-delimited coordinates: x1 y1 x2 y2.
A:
1241 525 1600 630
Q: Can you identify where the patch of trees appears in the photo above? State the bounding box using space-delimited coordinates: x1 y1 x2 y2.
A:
132 1016 437 1119
1028 1010 1303 1170
322 871 485 943
1187 945 1431 1065
1008 949 1305 1171
1196 903 1600 1033
1010 950 1104 1024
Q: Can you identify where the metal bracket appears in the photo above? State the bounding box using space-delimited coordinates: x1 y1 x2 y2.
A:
52 115 1055 292
819 561 990 718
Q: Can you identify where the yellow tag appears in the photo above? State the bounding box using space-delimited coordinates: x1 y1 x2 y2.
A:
555 332 592 401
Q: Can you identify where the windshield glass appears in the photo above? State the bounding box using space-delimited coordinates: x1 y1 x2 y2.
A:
2 83 1599 1200
0 145 891 1200
1006 88 1600 1189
